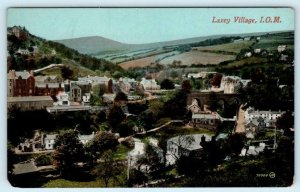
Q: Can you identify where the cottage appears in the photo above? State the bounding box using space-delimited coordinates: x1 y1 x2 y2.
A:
16 48 30 55
244 52 252 57
55 92 70 106
220 76 245 94
240 143 266 156
140 78 160 92
166 134 212 165
191 112 221 129
278 45 287 52
187 72 217 79
44 134 57 150
187 99 202 113
68 81 91 102
254 48 261 54
78 76 113 93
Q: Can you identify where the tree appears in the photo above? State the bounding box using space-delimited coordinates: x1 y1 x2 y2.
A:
170 71 179 79
160 79 175 90
181 80 192 93
276 111 294 136
210 73 223 87
114 91 128 103
91 150 124 187
149 99 164 119
85 131 119 163
90 94 102 106
228 133 246 156
53 130 85 178
107 105 126 129
61 66 73 80
136 143 165 179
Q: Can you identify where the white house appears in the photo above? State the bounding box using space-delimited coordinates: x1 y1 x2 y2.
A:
240 143 266 156
278 45 287 52
244 52 252 57
187 99 202 113
16 48 30 55
44 132 95 150
55 92 70 106
78 132 95 145
254 49 261 54
140 78 160 92
220 76 244 94
166 134 212 165
44 134 57 150
244 107 283 122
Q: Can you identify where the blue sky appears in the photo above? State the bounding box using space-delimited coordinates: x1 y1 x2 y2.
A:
7 8 294 44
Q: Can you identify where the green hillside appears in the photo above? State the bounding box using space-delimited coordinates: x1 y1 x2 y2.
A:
7 26 123 77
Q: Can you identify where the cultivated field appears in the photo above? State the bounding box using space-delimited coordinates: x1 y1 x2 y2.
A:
118 51 179 69
159 50 235 66
194 40 254 54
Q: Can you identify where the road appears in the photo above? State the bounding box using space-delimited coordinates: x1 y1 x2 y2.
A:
235 104 246 133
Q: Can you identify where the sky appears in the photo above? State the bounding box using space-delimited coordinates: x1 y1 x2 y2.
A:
7 8 294 44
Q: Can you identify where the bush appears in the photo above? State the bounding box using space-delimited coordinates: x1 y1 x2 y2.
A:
35 154 52 166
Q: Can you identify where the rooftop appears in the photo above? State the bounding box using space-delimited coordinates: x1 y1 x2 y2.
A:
8 96 53 102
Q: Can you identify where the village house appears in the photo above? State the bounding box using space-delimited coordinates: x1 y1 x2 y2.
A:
245 107 283 122
278 45 287 52
44 132 95 150
7 70 35 97
68 81 92 102
140 78 160 92
78 75 113 94
219 76 250 94
244 37 251 41
187 99 202 113
166 134 212 165
254 48 261 54
244 52 252 57
240 143 266 156
127 138 164 173
35 75 64 96
44 134 57 150
15 131 43 153
15 48 30 55
54 91 70 106
191 112 221 129
187 71 217 79
118 77 137 94
244 107 283 129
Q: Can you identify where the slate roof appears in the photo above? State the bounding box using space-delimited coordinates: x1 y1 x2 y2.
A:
15 71 31 79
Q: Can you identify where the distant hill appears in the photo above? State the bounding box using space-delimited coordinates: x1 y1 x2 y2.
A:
56 36 131 55
55 31 292 55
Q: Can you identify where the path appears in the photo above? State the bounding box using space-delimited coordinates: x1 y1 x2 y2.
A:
33 63 64 73
135 120 183 136
235 104 246 133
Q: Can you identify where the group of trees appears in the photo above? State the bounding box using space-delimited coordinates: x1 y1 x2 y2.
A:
53 129 124 185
